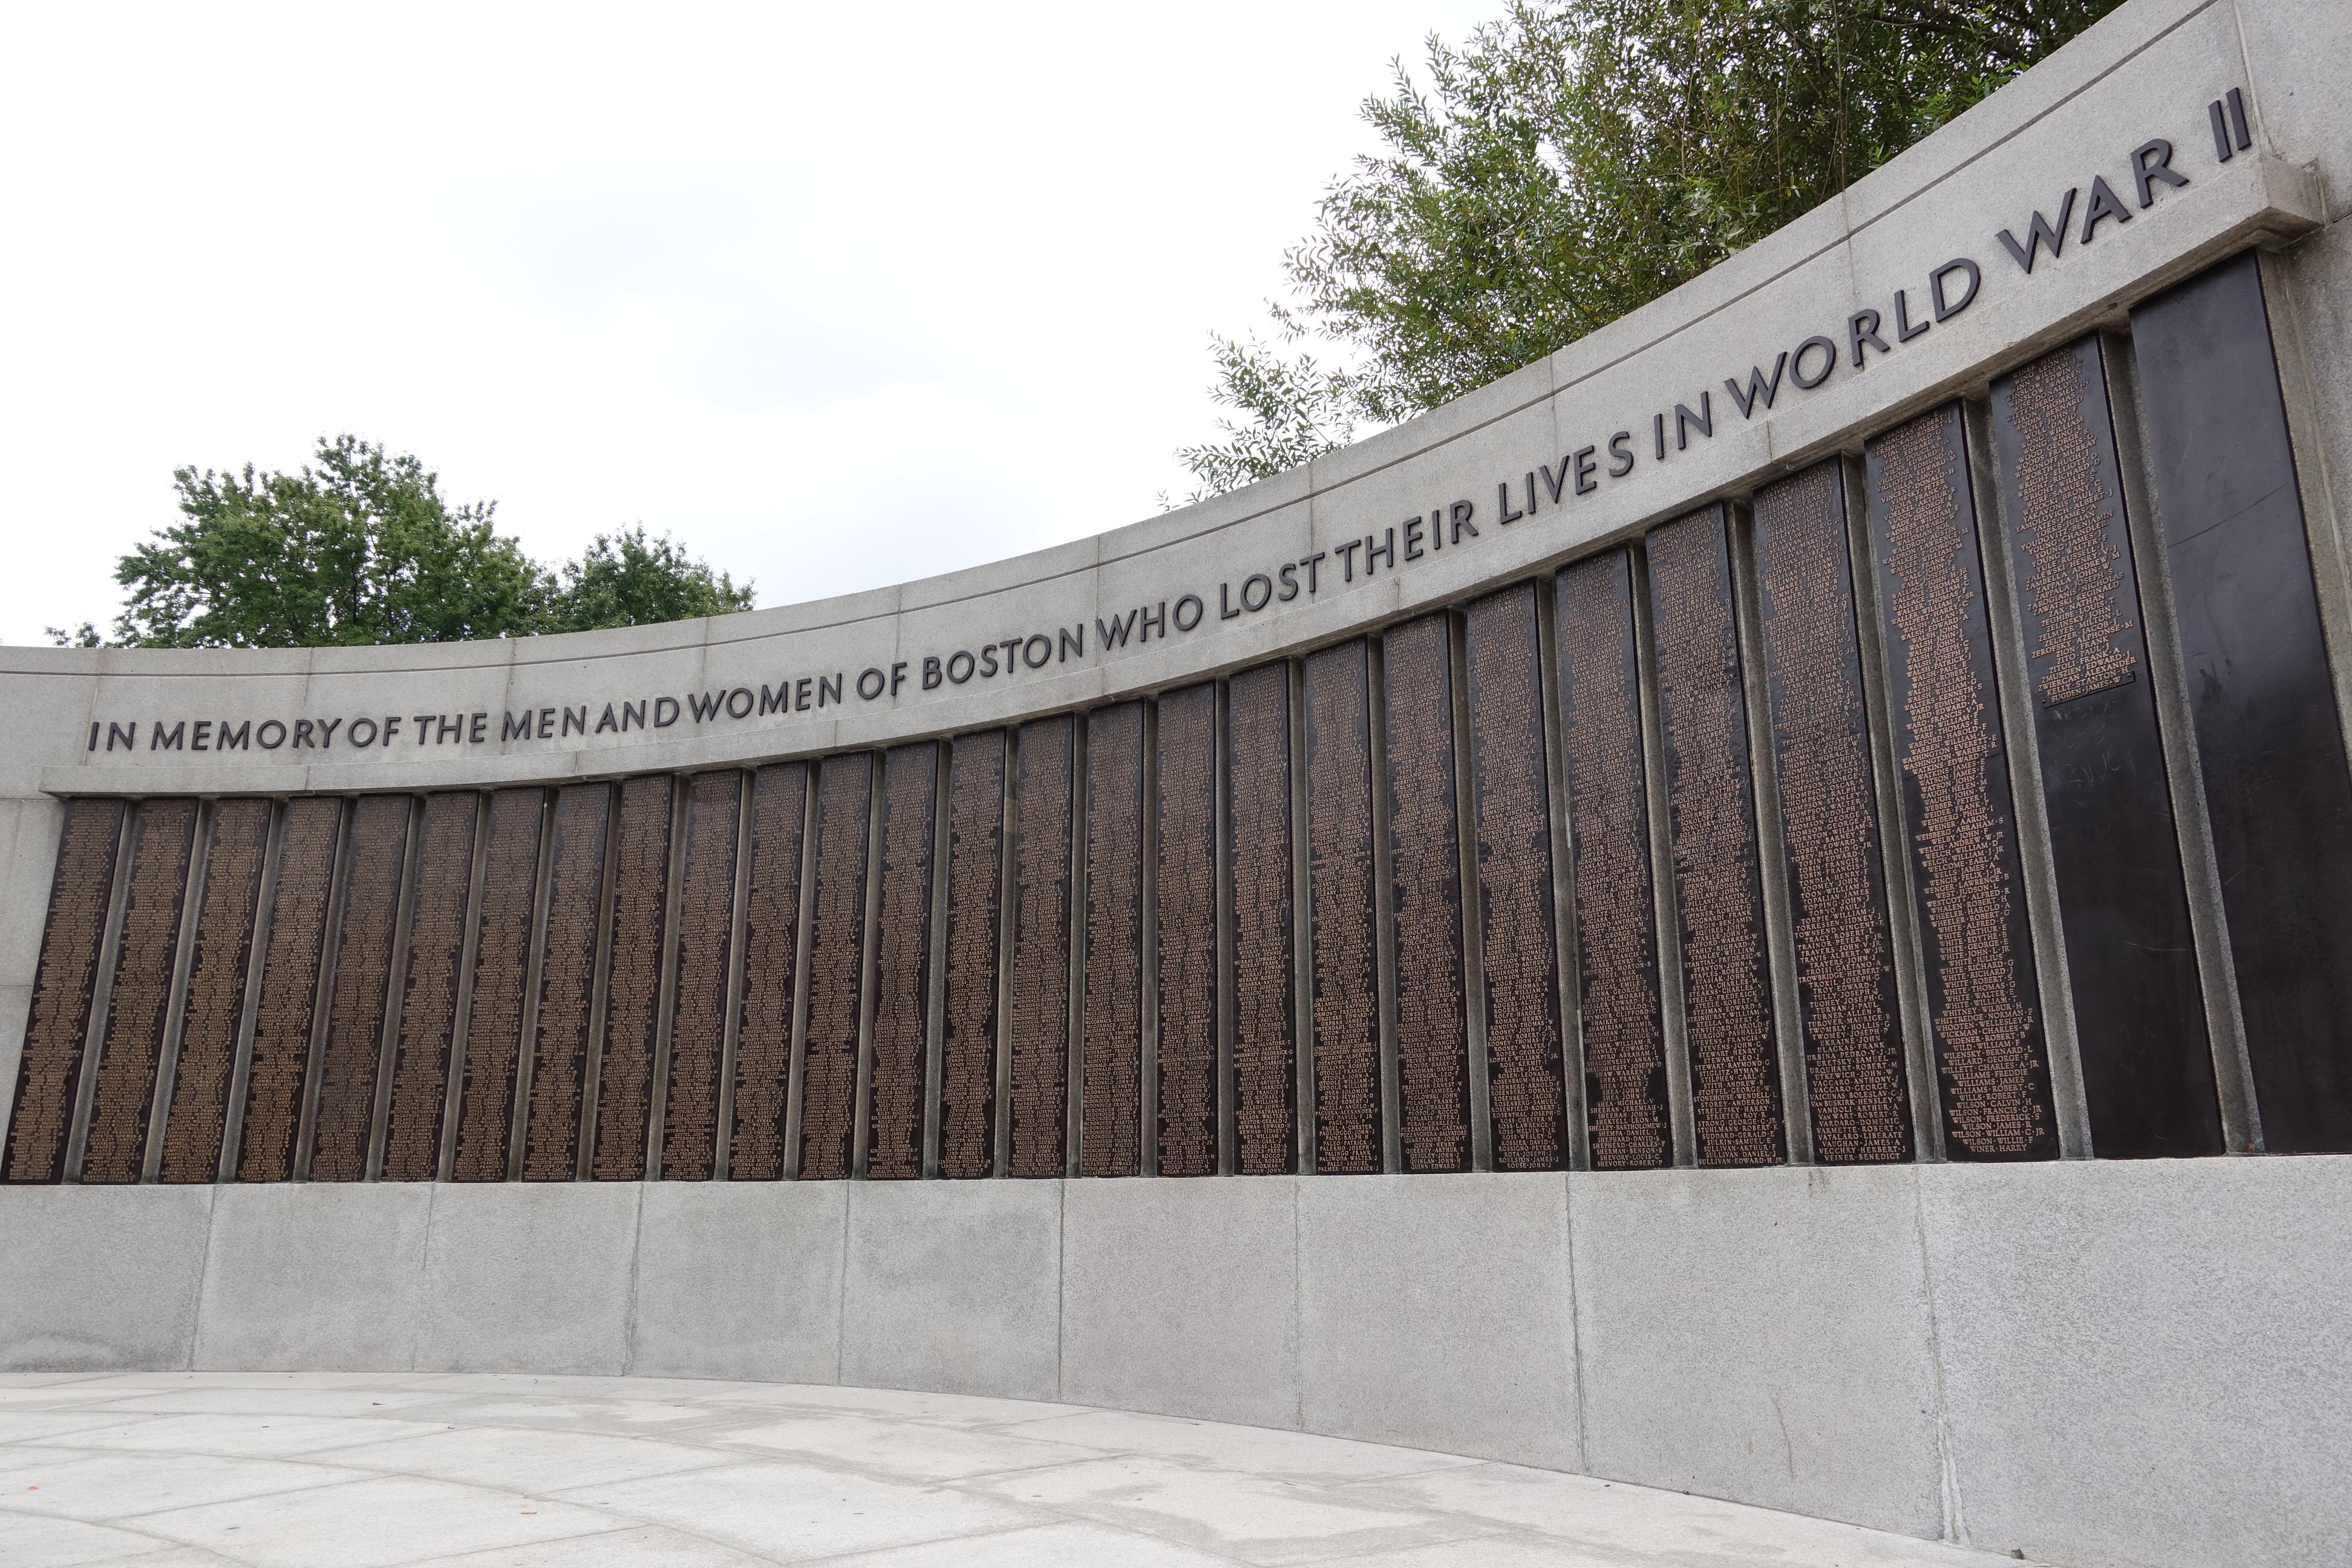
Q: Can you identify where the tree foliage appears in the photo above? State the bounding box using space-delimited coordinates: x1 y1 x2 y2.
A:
540 524 756 633
1180 0 2123 494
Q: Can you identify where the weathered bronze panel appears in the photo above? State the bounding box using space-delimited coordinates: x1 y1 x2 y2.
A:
590 776 672 1180
308 794 412 1181
4 799 123 1183
1993 336 2220 1157
1083 702 1146 1178
799 754 872 1180
1868 403 2057 1160
237 797 340 1182
517 785 601 1180
2134 255 2352 1152
1382 613 1471 1173
1304 641 1380 1174
660 773 741 1180
1464 584 1566 1171
938 734 1004 1179
866 744 938 1180
1155 684 1218 1177
1227 662 1296 1176
380 793 477 1181
159 798 271 1183
1007 715 1073 1177
1648 507 1785 1167
454 789 543 1180
1555 552 1670 1170
730 763 806 1181
82 800 197 1183
1752 461 1911 1164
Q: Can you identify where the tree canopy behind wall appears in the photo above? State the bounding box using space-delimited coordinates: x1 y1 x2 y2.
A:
1177 0 2125 496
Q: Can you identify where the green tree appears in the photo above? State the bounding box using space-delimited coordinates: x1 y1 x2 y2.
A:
1180 0 2123 494
539 524 756 633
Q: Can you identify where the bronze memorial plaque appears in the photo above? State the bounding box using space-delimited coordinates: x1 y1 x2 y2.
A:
1868 403 2056 1160
1465 584 1566 1171
866 743 939 1180
517 785 602 1180
5 798 124 1183
82 799 197 1183
1007 715 1073 1177
1155 683 1218 1177
1082 701 1146 1178
1227 662 1296 1175
1382 613 1471 1173
237 797 341 1183
307 794 411 1181
1305 641 1380 1174
379 793 477 1181
591 775 673 1180
1752 460 1911 1163
1555 552 1670 1169
158 798 271 1183
729 762 806 1181
660 772 742 1180
1648 506 1784 1167
938 733 1004 1179
799 754 872 1180
456 788 544 1181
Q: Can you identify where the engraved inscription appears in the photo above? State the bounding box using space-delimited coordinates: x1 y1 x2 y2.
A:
800 754 872 1180
1648 508 1783 1166
1305 642 1380 1174
661 772 741 1180
1007 716 1073 1177
592 776 672 1180
938 734 1004 1180
1753 461 1910 1163
518 785 601 1180
1156 684 1218 1177
1083 702 1146 1177
1383 613 1471 1173
867 743 938 1180
1557 554 1670 1169
2008 347 2138 707
1464 584 1566 1172
730 763 806 1181
309 794 411 1181
5 799 123 1183
1228 663 1296 1175
456 789 543 1180
237 797 340 1182
83 799 197 1183
159 798 270 1183
381 793 477 1180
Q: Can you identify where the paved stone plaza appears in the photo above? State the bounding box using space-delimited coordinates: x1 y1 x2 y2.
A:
0 1372 2048 1567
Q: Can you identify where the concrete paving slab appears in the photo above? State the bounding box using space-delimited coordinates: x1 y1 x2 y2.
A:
119 1474 617 1568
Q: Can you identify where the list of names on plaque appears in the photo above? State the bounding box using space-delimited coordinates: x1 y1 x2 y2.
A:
938 734 1004 1179
237 798 340 1182
515 786 598 1180
730 763 806 1181
455 789 543 1180
1007 716 1073 1177
591 776 673 1180
1556 554 1671 1169
380 793 477 1180
1648 508 1783 1166
309 794 411 1181
1752 461 1910 1163
661 772 742 1180
4 799 123 1183
799 754 872 1180
1083 702 1146 1178
1869 405 2055 1160
1305 641 1381 1174
1382 613 1471 1173
1227 663 1296 1175
82 799 197 1183
867 743 938 1180
2007 342 2138 708
159 798 271 1183
1155 684 1218 1177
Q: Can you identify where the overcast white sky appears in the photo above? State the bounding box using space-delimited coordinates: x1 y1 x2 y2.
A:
0 1 1508 645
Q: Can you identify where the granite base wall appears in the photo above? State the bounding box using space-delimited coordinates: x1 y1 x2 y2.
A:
3 1161 2344 1568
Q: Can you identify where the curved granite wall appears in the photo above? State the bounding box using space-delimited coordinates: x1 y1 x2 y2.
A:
6 3 2352 1566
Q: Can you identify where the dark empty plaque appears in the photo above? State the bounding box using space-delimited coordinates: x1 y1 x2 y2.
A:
307 794 412 1181
1868 403 2056 1161
1648 507 1785 1167
237 797 341 1182
1227 662 1297 1175
457 788 545 1181
159 798 271 1183
1556 552 1671 1170
82 799 197 1183
799 754 872 1180
2134 255 2352 1153
660 772 742 1181
938 733 1004 1179
380 794 477 1181
730 763 806 1181
1083 702 1146 1178
1304 641 1382 1174
591 776 673 1180
1752 461 1912 1164
1992 335 2220 1157
1007 715 1074 1177
5 798 123 1183
1156 684 1218 1176
866 744 938 1181
1382 613 1471 1173
1465 584 1567 1171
